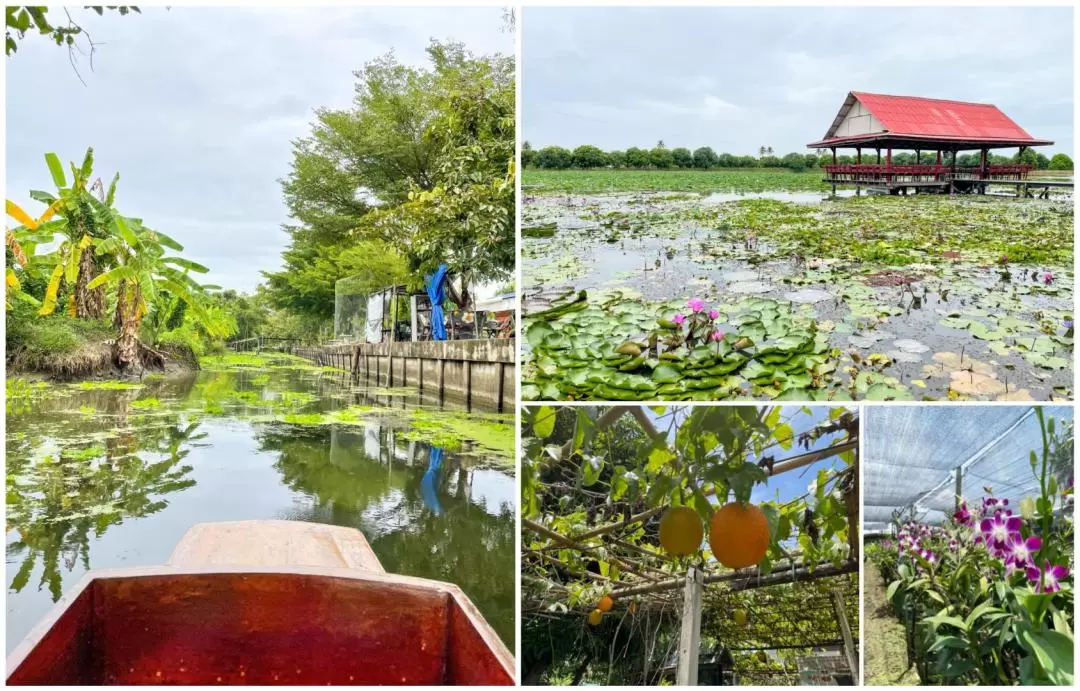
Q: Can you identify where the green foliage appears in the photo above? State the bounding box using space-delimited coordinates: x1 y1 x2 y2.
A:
537 145 572 169
270 40 512 313
5 6 139 56
6 300 112 357
625 147 650 168
867 409 1074 685
692 146 718 169
670 147 693 169
571 144 607 169
1049 153 1073 171
648 146 674 169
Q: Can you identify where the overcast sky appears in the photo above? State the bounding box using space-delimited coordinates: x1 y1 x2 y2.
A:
524 6 1073 157
6 6 511 292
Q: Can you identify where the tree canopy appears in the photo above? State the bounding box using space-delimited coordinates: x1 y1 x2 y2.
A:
264 40 513 320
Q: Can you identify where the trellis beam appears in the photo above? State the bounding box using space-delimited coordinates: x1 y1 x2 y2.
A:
610 559 858 599
832 588 859 682
523 517 659 582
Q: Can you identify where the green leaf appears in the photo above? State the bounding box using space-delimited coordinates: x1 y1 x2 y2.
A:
113 215 138 247
532 406 556 439
1021 629 1074 685
160 256 209 273
44 152 66 188
581 455 603 487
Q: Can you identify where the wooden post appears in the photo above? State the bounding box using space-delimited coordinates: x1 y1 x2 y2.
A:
438 358 446 403
832 589 858 683
831 147 837 165
876 148 881 164
856 148 861 164
676 566 704 686
418 356 424 394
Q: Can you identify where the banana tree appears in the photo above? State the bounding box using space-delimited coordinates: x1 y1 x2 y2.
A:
28 148 118 319
88 211 217 370
5 199 61 309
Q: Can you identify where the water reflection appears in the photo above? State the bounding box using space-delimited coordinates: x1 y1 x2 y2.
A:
7 362 515 649
6 416 201 601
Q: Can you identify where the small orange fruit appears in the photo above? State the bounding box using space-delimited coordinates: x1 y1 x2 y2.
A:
709 502 770 569
588 609 603 626
598 595 614 612
659 506 704 557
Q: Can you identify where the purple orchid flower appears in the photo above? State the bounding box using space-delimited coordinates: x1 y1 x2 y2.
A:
1027 560 1070 594
1005 535 1042 570
953 501 973 527
980 513 1022 558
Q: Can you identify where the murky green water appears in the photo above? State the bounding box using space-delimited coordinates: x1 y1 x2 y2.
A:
5 354 516 651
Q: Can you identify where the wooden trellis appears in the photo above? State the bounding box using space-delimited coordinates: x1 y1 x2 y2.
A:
522 405 861 684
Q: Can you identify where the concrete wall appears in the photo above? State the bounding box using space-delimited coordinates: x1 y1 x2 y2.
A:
304 339 514 412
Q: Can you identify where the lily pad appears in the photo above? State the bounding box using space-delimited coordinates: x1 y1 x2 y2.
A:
728 280 773 295
949 371 1006 396
784 288 833 304
893 339 929 354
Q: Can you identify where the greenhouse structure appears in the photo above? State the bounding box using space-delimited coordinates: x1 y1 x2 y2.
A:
864 406 1073 534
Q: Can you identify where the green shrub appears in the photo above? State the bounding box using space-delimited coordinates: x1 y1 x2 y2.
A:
6 302 113 358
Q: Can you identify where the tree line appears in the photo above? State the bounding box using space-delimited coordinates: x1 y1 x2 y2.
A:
523 141 1073 172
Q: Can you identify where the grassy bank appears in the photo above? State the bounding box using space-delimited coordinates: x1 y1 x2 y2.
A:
523 168 828 193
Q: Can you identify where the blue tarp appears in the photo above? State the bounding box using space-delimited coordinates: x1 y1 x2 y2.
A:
421 447 444 515
425 264 449 341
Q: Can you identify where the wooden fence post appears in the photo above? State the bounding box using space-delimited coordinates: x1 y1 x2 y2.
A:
676 566 703 686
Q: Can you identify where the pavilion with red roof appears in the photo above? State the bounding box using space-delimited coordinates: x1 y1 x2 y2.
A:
807 92 1056 195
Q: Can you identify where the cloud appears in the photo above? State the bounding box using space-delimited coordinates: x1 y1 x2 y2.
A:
523 6 1073 156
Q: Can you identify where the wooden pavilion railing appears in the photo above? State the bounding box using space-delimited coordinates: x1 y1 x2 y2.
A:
824 163 1032 184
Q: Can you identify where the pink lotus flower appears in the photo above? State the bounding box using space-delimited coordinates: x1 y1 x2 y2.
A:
1027 560 1069 594
687 298 705 313
1043 272 1054 285
708 309 720 320
710 330 724 342
673 313 686 325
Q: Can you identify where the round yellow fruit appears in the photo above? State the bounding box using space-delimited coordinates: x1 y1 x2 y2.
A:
588 609 603 626
734 608 748 626
598 595 614 612
709 502 770 569
659 506 704 557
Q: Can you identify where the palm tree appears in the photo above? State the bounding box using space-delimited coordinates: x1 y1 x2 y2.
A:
88 211 218 370
30 149 117 319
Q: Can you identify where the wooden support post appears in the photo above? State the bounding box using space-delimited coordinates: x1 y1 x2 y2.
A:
832 589 858 683
388 353 394 387
418 357 424 394
676 566 704 687
886 148 892 186
856 148 861 164
831 147 836 165
915 149 920 165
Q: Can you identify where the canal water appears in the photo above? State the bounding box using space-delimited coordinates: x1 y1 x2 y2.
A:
5 354 516 651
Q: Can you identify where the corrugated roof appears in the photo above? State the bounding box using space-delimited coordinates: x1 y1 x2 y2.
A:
810 91 1052 148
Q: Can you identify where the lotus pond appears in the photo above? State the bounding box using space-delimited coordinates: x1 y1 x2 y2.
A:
5 353 516 649
523 188 1073 401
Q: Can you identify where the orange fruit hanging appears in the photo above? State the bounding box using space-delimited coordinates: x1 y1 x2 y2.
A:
588 609 603 626
658 505 704 557
709 502 770 569
597 595 614 612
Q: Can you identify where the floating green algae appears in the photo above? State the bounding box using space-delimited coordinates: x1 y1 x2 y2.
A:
72 380 143 391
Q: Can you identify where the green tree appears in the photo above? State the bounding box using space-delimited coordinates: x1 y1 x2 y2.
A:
670 147 693 168
536 146 572 169
624 147 649 168
269 41 513 314
648 147 674 169
692 146 718 169
1049 153 1073 170
521 140 537 168
571 145 607 169
1035 152 1050 170
780 152 807 172
606 150 626 168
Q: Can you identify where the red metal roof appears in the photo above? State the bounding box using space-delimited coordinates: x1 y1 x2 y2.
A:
808 92 1053 148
